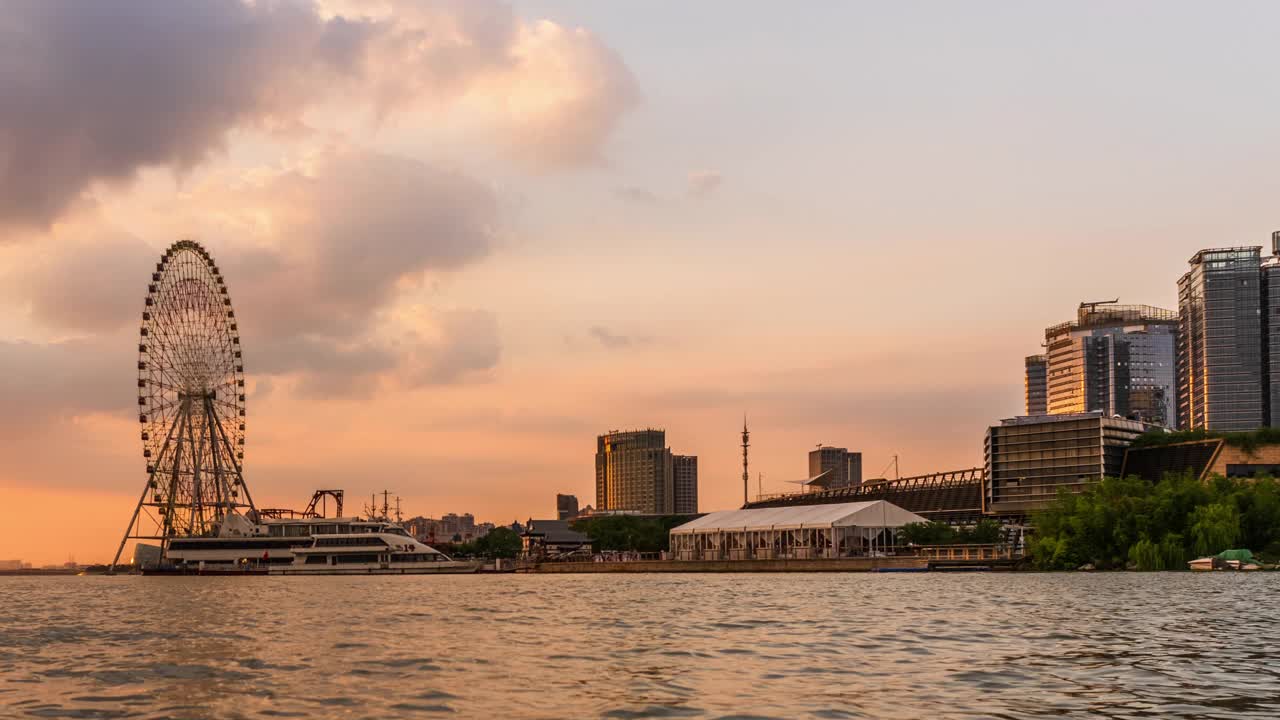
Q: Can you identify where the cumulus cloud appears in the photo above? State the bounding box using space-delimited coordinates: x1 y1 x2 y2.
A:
4 149 497 334
252 308 501 397
0 337 133 426
0 0 637 228
229 150 499 340
487 19 639 168
1 148 504 420
687 170 724 198
195 150 505 391
0 0 346 228
399 309 501 386
1 230 155 333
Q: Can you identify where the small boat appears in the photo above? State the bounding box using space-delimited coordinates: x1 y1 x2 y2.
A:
1190 549 1261 572
1188 557 1219 572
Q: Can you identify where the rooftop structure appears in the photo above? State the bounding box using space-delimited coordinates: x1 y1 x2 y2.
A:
1121 433 1280 482
984 411 1151 514
521 519 591 558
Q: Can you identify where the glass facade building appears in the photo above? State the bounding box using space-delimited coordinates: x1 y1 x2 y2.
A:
1042 303 1178 428
1177 247 1264 431
984 412 1150 515
595 430 698 514
1024 354 1048 415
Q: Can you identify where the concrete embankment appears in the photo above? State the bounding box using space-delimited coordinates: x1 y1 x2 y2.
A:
518 557 928 573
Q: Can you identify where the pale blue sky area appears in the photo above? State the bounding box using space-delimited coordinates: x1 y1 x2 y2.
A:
504 0 1280 320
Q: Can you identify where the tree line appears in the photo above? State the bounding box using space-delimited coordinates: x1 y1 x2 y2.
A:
898 518 1005 546
569 515 696 553
1029 473 1280 570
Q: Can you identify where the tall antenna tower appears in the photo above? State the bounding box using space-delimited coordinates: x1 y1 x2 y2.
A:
741 415 750 507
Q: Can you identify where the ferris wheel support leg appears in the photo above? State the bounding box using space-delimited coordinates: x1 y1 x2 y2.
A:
187 405 205 534
108 480 154 573
109 403 183 573
209 396 256 513
204 397 231 517
163 402 190 538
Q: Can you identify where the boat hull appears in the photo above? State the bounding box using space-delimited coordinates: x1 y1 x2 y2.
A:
270 563 481 576
141 567 269 576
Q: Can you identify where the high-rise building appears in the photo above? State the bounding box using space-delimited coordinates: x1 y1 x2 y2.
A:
1024 355 1048 415
595 429 696 514
673 455 698 514
807 446 862 490
556 494 580 521
1178 247 1265 431
984 412 1151 515
1042 302 1178 428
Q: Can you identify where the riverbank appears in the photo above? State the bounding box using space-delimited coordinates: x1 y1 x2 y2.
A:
517 557 931 573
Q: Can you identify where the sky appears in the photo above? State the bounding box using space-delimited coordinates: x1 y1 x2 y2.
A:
4 1 1280 565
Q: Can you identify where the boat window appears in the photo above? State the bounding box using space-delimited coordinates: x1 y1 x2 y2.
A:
313 537 390 547
268 525 286 537
333 553 379 564
304 555 328 564
285 524 311 537
168 539 294 550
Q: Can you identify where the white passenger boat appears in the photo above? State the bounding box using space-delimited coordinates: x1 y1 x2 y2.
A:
153 512 480 575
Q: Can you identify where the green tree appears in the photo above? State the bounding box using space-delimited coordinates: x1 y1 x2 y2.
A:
1158 533 1186 569
1235 477 1280 552
570 515 694 552
1028 470 1280 570
956 519 1004 544
1190 502 1240 557
1129 537 1162 571
898 521 956 545
483 527 524 559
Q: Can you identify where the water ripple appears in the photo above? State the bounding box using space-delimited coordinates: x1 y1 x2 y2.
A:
1 574 1279 718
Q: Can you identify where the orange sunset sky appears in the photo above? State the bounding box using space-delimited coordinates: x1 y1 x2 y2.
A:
4 1 1280 564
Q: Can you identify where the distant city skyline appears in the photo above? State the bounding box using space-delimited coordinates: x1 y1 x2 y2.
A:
8 2 1280 564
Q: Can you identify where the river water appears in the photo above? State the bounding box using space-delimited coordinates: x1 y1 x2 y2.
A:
0 573 1276 719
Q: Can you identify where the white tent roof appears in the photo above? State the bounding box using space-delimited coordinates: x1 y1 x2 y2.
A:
670 500 927 535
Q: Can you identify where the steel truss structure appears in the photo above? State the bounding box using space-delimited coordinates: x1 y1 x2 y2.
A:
745 468 986 524
111 240 255 569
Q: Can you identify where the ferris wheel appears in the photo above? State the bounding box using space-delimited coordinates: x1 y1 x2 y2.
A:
112 240 256 567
